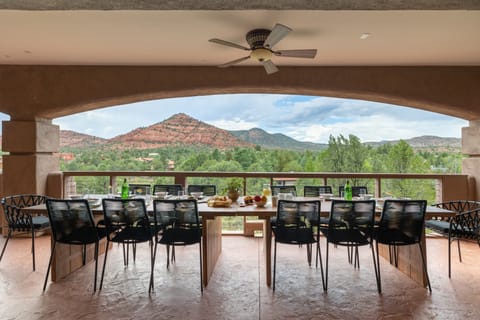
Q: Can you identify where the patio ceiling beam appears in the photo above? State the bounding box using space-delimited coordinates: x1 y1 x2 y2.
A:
0 65 479 121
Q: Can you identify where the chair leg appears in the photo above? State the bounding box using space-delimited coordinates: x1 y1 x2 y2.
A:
375 241 382 294
448 236 452 278
347 244 352 264
199 241 203 293
371 241 381 293
324 241 329 291
122 243 127 266
93 242 99 292
457 239 462 263
82 244 87 266
317 240 326 291
149 240 155 293
99 240 110 290
418 243 432 293
273 240 277 291
0 229 12 263
306 243 312 266
171 245 176 263
354 246 360 269
43 242 56 292
31 228 36 271
166 245 170 269
133 242 137 263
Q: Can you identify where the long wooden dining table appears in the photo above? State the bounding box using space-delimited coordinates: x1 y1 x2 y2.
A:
24 198 454 288
198 199 454 288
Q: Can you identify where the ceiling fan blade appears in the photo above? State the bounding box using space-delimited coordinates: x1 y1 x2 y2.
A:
262 60 279 75
218 56 251 68
274 49 318 59
209 38 251 51
264 24 292 49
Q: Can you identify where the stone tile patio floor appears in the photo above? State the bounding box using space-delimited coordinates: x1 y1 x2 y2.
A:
0 235 479 320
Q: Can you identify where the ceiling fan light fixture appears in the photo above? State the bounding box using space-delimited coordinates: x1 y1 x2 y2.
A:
250 48 272 62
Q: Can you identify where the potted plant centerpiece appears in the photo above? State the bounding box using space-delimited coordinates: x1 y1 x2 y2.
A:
224 178 243 203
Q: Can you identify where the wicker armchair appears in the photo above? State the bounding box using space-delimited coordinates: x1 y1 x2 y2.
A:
425 200 480 277
1 194 49 271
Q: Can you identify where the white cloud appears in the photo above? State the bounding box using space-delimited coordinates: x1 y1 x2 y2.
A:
37 94 470 143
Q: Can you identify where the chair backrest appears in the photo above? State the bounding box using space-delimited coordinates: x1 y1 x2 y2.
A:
274 200 320 244
152 199 201 244
128 184 151 196
46 199 99 245
432 200 480 214
376 199 427 245
102 198 151 237
152 184 183 196
303 186 333 197
1 195 47 230
187 184 217 196
338 186 368 197
327 200 376 245
271 185 297 197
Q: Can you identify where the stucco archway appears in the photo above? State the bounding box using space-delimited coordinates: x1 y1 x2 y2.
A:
1 65 479 198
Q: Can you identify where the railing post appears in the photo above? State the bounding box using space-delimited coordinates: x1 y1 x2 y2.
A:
375 177 381 198
174 173 188 188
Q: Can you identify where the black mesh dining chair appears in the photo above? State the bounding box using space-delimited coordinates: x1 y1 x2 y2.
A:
1 195 49 271
43 199 106 292
272 199 324 291
99 198 154 291
153 184 183 196
320 199 378 292
338 186 368 197
151 199 203 293
128 184 151 196
187 184 217 196
373 199 431 293
304 186 333 197
271 185 297 197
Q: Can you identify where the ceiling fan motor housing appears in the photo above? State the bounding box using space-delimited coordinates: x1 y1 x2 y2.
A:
246 29 271 49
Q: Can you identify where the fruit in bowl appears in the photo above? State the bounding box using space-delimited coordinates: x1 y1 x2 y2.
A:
244 195 254 205
254 195 267 207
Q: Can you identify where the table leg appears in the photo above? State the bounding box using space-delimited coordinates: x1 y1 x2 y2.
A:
202 216 222 287
377 231 428 287
262 217 272 287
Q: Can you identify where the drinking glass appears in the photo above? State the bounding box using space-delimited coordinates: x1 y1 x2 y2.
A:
359 189 366 199
177 190 185 199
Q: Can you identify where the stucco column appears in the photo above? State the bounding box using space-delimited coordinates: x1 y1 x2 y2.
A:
2 119 59 196
461 120 480 200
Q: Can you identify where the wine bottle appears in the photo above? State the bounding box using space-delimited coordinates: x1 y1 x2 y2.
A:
344 180 353 200
121 178 129 199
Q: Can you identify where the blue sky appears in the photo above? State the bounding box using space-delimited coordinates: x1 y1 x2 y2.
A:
0 94 467 144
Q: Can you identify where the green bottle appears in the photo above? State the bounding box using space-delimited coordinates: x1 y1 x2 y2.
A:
344 180 353 200
121 178 129 199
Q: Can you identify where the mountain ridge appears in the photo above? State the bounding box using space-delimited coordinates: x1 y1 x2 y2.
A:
1 113 460 152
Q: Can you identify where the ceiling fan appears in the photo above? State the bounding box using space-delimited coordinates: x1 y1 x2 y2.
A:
209 23 317 75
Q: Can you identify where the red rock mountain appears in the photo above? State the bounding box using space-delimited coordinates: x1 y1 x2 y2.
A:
108 113 254 149
60 130 107 148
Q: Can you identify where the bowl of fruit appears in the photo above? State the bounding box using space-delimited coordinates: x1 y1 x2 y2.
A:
254 195 267 207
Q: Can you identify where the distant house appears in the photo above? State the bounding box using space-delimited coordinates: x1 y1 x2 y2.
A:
136 157 154 163
167 160 175 170
59 153 75 162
